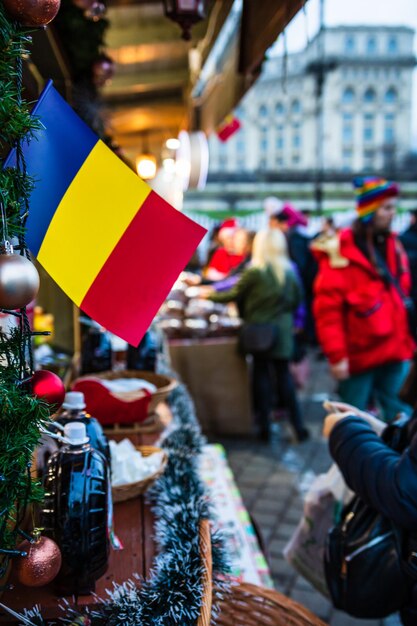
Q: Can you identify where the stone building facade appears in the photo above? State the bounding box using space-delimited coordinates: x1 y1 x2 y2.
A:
208 26 415 175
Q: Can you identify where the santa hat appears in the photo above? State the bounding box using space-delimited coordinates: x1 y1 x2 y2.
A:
218 218 238 237
280 203 308 227
354 177 399 222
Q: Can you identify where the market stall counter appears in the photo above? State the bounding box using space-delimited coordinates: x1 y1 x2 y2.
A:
169 337 253 436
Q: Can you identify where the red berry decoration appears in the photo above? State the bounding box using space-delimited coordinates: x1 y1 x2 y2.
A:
2 0 61 27
31 369 65 412
72 0 94 9
15 536 62 587
92 54 115 88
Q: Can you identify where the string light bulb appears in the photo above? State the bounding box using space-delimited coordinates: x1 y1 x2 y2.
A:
136 154 157 180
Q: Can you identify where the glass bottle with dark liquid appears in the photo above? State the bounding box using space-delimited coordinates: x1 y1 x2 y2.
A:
81 321 112 374
42 422 110 595
55 391 110 467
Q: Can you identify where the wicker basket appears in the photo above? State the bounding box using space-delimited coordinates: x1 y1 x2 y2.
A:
86 370 177 416
212 582 328 626
195 521 327 626
104 403 173 438
112 445 168 503
197 519 212 626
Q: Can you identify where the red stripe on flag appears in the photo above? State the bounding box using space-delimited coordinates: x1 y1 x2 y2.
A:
80 191 206 345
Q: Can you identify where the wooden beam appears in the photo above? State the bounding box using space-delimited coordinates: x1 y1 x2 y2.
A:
102 68 189 97
239 0 306 76
110 102 186 134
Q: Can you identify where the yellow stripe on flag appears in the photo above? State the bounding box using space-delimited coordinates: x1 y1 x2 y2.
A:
38 140 151 305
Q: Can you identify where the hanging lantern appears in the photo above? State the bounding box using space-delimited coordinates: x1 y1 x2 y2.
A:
162 0 207 41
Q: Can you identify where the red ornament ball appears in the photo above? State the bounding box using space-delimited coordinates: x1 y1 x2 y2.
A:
2 0 61 27
15 536 62 587
31 370 65 411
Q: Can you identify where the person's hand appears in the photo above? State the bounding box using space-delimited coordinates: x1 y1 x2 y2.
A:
323 411 352 438
330 358 349 381
183 273 201 286
323 400 386 435
198 286 215 299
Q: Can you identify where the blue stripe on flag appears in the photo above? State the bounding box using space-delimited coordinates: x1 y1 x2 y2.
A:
4 81 98 255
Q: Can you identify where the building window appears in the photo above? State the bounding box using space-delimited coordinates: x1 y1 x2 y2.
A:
259 158 267 169
384 113 395 144
364 149 375 170
363 88 376 103
276 135 284 150
366 37 377 55
291 99 301 114
292 154 300 165
259 104 268 118
219 155 227 168
363 113 374 142
342 113 353 144
342 148 353 171
260 138 268 151
384 87 397 104
237 157 245 170
343 125 353 144
275 102 284 116
276 157 283 167
345 35 355 54
236 137 245 152
387 36 398 54
293 134 301 149
342 87 355 104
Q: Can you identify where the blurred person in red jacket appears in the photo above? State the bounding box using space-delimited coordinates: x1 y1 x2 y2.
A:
312 177 415 422
204 218 245 281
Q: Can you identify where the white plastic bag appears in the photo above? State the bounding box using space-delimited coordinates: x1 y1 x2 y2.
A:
283 463 353 596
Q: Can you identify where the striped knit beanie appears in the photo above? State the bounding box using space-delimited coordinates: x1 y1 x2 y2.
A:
354 177 399 222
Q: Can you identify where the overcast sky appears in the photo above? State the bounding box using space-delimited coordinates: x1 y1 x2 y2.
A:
270 0 417 148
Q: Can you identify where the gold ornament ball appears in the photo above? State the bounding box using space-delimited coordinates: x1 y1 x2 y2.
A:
0 254 40 310
15 537 62 587
2 0 61 27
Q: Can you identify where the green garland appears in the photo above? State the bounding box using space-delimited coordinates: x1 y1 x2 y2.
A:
53 0 108 83
0 3 50 579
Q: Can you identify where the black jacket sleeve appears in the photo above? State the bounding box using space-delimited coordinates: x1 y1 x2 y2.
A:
329 416 417 530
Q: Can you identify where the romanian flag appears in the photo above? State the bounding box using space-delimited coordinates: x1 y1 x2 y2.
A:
216 114 241 142
4 82 206 345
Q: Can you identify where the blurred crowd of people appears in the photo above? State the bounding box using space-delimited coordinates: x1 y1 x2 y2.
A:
184 177 417 445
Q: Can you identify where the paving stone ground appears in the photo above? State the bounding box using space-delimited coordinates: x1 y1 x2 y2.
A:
214 351 403 626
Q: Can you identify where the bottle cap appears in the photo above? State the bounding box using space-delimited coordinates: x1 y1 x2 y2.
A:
64 422 89 445
62 391 86 410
